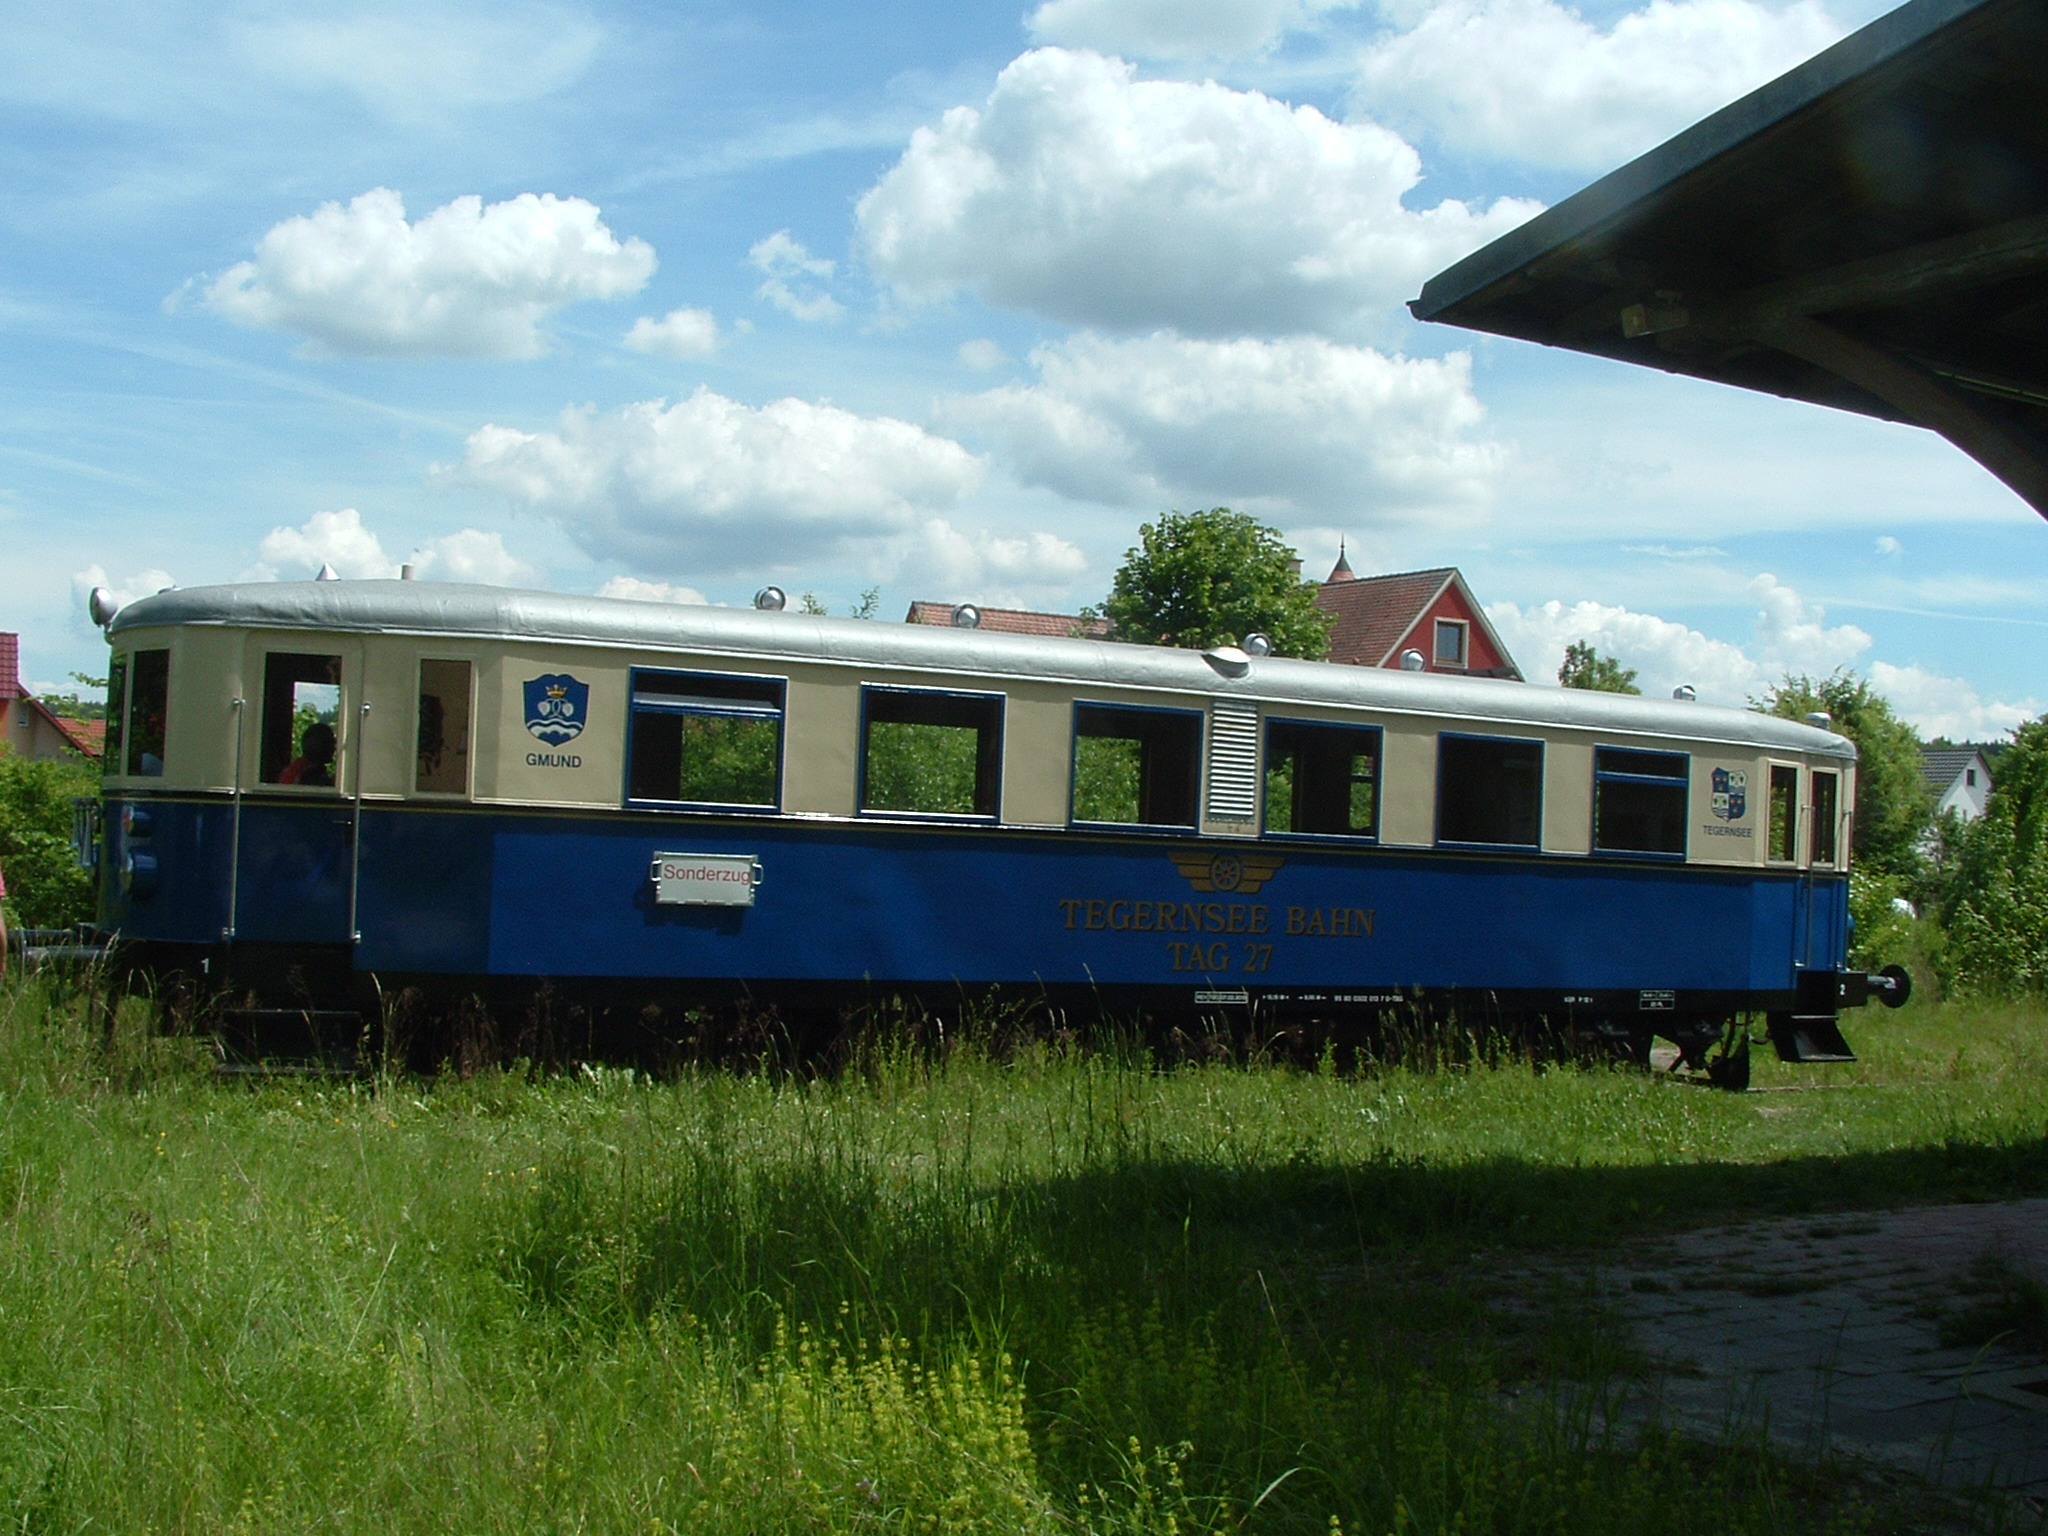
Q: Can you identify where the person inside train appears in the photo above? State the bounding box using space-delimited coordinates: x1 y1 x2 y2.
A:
279 721 337 787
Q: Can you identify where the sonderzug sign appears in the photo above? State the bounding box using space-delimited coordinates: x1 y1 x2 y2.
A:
651 852 762 907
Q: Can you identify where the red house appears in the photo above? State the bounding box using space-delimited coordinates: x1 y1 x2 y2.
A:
1 631 104 760
1313 551 1522 679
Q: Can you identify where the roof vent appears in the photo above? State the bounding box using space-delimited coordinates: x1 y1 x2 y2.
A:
753 586 787 612
1672 684 1697 701
1804 710 1832 730
1241 631 1274 657
1203 645 1251 678
87 587 120 627
951 603 982 629
1398 648 1425 671
315 563 340 582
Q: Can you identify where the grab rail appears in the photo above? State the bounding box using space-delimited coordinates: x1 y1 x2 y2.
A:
224 696 245 944
348 699 369 945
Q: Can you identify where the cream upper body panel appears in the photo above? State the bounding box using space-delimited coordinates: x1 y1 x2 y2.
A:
104 581 1857 867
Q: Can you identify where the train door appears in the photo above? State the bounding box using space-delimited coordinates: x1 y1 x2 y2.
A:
230 634 368 949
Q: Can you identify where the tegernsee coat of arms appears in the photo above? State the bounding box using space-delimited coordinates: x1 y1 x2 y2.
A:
523 673 590 745
1710 766 1747 821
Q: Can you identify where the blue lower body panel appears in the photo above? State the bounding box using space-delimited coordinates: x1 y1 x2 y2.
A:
103 797 1848 1003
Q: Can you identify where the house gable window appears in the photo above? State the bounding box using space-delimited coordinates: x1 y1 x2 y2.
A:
1433 619 1469 667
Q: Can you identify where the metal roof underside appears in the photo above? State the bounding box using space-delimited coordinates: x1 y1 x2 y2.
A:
1411 0 2048 518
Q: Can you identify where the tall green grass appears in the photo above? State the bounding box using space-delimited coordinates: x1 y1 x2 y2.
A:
1 977 2041 1533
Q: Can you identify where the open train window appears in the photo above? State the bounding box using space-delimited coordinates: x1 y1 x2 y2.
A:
261 652 342 787
1810 769 1840 866
415 659 473 795
628 669 784 809
1436 733 1542 849
124 649 168 777
861 686 1002 819
1593 747 1687 857
1768 764 1799 863
1070 703 1200 828
1264 720 1380 838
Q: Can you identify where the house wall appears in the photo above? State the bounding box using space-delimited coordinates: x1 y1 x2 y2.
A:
1387 587 1515 675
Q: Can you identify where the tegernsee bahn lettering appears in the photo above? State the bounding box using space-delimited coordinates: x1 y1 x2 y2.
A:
1058 895 1376 973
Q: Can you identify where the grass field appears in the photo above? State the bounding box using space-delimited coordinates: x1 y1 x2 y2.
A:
1 981 2045 1534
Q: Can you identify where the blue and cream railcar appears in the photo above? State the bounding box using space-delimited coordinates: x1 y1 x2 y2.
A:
90 580 1897 1063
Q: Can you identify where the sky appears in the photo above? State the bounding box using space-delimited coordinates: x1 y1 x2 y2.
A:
2 0 2043 738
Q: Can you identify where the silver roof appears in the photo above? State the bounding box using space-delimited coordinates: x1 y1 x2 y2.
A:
109 580 1853 759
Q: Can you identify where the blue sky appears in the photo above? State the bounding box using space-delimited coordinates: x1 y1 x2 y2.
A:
3 0 2042 737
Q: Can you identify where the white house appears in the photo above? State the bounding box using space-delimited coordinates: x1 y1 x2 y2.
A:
1920 746 1994 821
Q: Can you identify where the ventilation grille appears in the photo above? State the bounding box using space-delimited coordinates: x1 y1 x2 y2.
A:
1205 699 1260 822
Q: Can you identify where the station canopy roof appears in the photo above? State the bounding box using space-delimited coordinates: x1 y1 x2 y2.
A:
1410 0 2048 519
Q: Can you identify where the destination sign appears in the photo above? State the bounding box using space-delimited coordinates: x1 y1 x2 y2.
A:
650 852 762 907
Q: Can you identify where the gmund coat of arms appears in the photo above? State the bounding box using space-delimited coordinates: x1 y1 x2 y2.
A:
1710 766 1747 821
523 673 590 745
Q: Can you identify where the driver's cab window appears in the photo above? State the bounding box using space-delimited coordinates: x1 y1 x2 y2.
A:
261 652 342 787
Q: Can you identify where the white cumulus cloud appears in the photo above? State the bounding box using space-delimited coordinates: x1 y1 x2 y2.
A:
444 389 986 575
249 507 531 585
1027 0 1357 59
198 187 656 358
915 519 1091 595
1487 573 1872 703
596 576 710 605
856 48 1540 336
1356 0 1844 173
950 330 1501 520
749 230 844 322
1867 662 2044 743
624 306 721 358
70 564 180 629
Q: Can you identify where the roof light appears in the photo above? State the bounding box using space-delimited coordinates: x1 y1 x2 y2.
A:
87 587 120 627
1398 648 1425 671
1804 710 1832 730
951 604 982 629
1241 631 1274 657
1672 684 1697 701
753 586 787 612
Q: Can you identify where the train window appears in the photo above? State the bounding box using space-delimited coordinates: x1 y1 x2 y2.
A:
861 687 1002 818
261 653 342 787
105 652 129 776
1593 747 1687 856
1436 734 1543 848
1810 770 1840 866
124 649 169 778
1768 765 1799 862
1071 704 1200 828
415 659 473 795
628 670 784 808
1264 720 1380 838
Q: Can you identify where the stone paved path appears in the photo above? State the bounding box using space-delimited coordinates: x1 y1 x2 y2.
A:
1601 1198 2048 1502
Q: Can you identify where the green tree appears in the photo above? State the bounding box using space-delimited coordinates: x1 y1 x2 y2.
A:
0 748 99 930
1943 715 2048 999
1557 642 1640 694
1102 508 1330 658
1761 672 1932 878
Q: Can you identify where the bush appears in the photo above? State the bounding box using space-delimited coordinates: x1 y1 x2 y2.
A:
1943 715 2048 1000
0 749 98 930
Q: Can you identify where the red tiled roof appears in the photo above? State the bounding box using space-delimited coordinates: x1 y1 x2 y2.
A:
1314 568 1457 668
49 712 106 759
0 631 19 699
904 601 1110 639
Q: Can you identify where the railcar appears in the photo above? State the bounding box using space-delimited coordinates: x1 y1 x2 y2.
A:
83 579 1905 1076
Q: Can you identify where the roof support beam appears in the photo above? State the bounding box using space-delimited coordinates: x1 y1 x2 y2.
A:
1758 315 2048 517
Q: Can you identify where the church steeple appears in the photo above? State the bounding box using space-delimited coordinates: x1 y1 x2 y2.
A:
1327 538 1357 582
